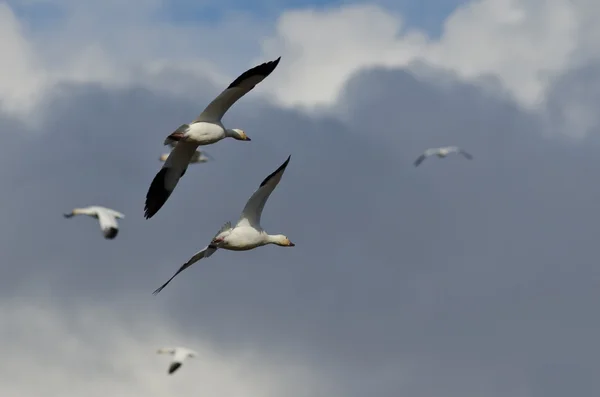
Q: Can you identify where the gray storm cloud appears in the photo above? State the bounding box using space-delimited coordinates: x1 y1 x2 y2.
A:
1 64 600 396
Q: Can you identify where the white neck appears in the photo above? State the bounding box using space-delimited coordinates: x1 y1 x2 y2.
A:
266 234 287 246
73 208 94 216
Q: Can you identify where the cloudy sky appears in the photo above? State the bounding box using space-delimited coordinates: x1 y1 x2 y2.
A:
2 0 600 396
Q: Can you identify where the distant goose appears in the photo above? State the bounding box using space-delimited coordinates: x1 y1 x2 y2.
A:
159 140 213 164
414 146 473 167
63 206 124 239
156 347 197 375
153 155 295 294
144 57 282 219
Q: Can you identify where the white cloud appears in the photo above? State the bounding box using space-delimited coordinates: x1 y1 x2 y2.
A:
0 297 322 397
0 1 266 121
2 0 600 135
0 4 48 114
259 0 579 111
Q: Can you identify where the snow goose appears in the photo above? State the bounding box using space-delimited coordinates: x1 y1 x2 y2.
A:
156 347 197 375
159 140 213 164
414 146 473 167
152 155 294 294
63 206 124 239
144 57 282 219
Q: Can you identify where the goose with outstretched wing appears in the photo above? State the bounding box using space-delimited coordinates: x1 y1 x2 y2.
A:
145 57 281 219
152 156 295 295
156 347 198 375
414 146 473 167
63 206 124 239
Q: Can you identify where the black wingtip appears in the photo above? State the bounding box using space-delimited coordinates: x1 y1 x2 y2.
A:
227 57 282 89
152 285 165 295
144 168 172 219
168 362 182 374
103 227 119 239
152 269 182 295
259 155 291 188
414 155 425 167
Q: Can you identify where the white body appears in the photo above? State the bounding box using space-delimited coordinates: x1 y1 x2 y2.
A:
185 121 229 145
152 155 295 294
63 206 124 240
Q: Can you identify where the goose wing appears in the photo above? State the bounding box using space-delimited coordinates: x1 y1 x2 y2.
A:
445 146 473 159
145 142 198 219
236 156 291 229
192 58 281 123
102 208 124 219
458 149 473 160
168 361 183 374
414 148 439 166
152 223 232 294
152 246 217 295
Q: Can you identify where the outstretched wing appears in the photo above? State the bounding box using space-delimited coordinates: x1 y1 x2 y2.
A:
414 148 439 167
458 149 473 160
414 153 427 167
145 142 197 219
152 245 218 295
168 362 182 374
102 208 124 219
236 156 291 229
215 221 232 236
192 58 281 123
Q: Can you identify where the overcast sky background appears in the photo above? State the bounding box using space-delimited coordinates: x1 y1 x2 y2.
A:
2 0 600 396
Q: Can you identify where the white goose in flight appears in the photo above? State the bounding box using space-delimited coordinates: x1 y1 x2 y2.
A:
63 206 124 239
144 57 282 219
156 347 198 375
159 140 213 164
153 155 295 295
414 146 473 167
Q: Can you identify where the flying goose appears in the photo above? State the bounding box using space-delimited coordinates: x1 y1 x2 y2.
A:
153 155 295 294
63 206 124 239
414 146 473 167
159 140 213 164
156 347 197 375
144 57 282 219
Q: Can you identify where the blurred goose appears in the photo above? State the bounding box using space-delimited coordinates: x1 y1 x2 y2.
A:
159 140 213 164
156 347 197 375
414 146 473 167
63 206 124 239
145 57 282 219
153 155 295 294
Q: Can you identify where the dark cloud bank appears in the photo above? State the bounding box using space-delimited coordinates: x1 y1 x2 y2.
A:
2 64 600 396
